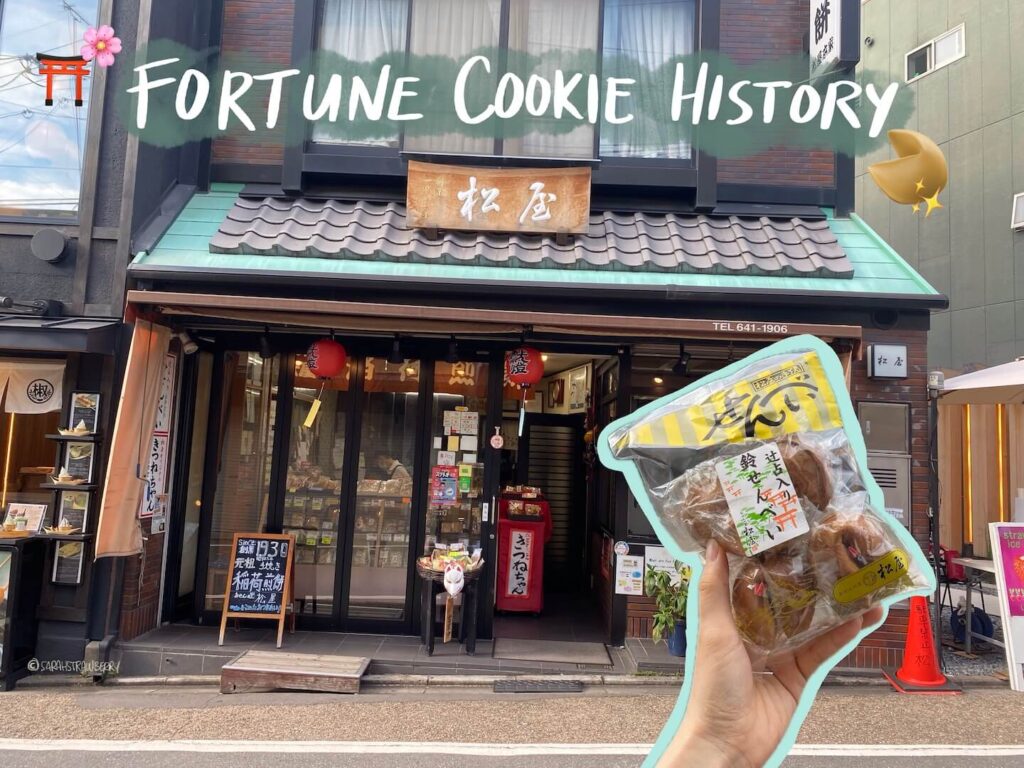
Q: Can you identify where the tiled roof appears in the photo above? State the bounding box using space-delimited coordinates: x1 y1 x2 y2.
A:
208 197 853 278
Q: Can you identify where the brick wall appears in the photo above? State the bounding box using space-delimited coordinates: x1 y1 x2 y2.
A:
210 0 296 168
119 520 166 640
626 328 930 672
717 0 836 188
838 326 929 669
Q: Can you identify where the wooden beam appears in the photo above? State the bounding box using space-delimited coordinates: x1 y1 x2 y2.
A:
127 290 864 342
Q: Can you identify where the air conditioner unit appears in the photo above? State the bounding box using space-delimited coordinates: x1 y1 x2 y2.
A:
1013 192 1024 231
866 452 912 529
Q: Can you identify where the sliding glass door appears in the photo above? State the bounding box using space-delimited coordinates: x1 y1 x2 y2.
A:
347 356 420 621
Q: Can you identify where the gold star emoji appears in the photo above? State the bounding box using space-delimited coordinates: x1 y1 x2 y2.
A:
912 202 921 214
923 191 943 217
915 178 925 193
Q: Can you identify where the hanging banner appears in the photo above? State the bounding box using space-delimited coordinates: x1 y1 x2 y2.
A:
139 353 177 526
989 523 1024 692
0 361 64 414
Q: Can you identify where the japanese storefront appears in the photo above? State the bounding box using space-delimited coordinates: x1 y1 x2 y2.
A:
100 169 944 663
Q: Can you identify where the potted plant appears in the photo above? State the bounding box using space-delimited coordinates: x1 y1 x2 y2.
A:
644 562 691 657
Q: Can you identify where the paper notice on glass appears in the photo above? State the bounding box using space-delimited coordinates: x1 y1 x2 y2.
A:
463 453 478 463
433 437 443 449
615 554 644 595
443 411 459 435
437 450 456 465
460 435 479 452
644 545 684 587
447 436 460 451
459 411 480 435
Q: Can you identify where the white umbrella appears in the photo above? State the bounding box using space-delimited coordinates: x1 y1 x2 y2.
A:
940 358 1024 404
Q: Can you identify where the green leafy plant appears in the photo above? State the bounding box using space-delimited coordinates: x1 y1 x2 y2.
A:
644 562 691 644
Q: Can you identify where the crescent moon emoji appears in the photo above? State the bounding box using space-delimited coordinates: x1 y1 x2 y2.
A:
868 129 948 205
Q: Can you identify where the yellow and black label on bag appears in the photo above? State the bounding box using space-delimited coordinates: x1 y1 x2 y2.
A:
622 351 842 449
833 549 910 604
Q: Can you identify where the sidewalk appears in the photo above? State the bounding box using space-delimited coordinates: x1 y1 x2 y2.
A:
98 623 1006 689
112 624 678 679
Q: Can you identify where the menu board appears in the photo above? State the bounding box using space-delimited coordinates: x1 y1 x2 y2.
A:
68 392 100 433
989 523 1024 692
218 533 294 648
52 541 84 585
63 442 95 483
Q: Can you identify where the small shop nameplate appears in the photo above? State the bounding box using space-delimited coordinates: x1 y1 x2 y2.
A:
406 160 591 235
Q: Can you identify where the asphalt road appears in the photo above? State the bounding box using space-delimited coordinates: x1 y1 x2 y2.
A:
0 743 1022 768
0 683 1022 767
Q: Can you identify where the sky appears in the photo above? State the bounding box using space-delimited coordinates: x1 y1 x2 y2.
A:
0 0 97 216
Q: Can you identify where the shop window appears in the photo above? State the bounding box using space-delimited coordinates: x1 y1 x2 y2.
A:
348 356 419 621
313 0 695 160
905 24 965 83
0 0 99 217
284 355 351 616
203 353 280 612
0 407 60 510
599 0 695 160
424 361 489 556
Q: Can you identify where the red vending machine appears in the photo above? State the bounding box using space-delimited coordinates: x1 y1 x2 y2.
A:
496 490 551 613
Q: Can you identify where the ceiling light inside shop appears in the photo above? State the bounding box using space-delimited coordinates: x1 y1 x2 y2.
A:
405 366 416 376
653 376 664 384
541 354 549 362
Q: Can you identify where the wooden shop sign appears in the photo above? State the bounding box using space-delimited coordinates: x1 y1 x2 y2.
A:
406 160 591 235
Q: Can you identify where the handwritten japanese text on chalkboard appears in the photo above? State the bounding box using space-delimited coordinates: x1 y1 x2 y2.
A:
228 537 289 614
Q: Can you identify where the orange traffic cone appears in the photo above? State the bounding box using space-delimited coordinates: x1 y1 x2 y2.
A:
882 596 961 694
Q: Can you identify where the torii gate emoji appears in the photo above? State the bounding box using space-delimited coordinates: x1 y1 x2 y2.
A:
35 53 90 107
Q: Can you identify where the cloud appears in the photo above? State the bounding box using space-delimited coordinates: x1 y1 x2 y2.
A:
0 165 80 211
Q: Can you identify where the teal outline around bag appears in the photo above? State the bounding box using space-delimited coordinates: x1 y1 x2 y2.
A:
597 334 935 768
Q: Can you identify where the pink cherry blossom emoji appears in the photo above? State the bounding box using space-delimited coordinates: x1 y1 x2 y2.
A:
82 25 122 68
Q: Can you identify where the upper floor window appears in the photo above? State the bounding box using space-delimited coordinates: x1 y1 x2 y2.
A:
0 0 98 218
314 0 696 161
906 24 965 83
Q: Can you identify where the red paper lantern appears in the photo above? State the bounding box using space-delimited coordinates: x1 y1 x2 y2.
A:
505 347 544 388
306 338 347 378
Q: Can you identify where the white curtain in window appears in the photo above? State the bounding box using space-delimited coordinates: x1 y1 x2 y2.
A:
504 0 600 159
601 0 695 159
405 0 502 155
314 0 409 145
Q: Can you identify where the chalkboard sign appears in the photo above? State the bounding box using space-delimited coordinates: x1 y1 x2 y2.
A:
218 533 294 648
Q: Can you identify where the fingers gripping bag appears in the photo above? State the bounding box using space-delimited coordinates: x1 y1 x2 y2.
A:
598 336 933 666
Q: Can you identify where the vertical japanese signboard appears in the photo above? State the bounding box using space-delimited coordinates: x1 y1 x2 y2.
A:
989 523 1024 691
809 0 859 79
139 353 177 531
219 533 294 648
505 529 533 599
406 161 592 235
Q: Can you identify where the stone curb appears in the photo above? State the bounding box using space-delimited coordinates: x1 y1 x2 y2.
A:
16 670 1007 690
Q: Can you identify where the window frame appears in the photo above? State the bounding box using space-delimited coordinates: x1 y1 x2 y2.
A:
1012 192 1024 232
0 0 101 224
285 0 709 192
905 22 965 84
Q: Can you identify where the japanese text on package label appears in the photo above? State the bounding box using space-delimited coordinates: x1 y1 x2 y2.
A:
715 441 809 556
